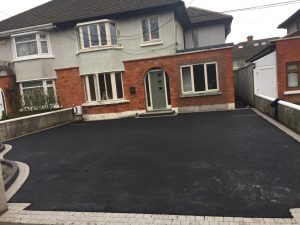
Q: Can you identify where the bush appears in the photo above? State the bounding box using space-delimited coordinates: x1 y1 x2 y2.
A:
22 89 57 112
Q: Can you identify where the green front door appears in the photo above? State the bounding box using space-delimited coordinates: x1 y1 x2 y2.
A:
149 70 167 110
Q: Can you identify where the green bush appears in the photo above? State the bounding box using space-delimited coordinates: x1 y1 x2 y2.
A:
22 89 57 112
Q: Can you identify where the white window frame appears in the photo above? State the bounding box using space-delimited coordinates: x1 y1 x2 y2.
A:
12 31 53 61
180 62 219 94
19 79 57 105
141 16 161 44
84 72 124 102
76 19 119 51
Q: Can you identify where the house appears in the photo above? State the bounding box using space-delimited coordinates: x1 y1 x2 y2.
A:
233 35 278 71
0 0 235 120
278 9 300 37
246 9 300 104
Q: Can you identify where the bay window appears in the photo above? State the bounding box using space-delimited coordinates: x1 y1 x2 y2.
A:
13 32 51 59
181 63 219 94
84 72 124 102
77 20 119 50
287 63 299 89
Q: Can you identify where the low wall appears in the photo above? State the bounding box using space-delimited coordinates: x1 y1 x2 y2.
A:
255 94 300 134
0 109 75 141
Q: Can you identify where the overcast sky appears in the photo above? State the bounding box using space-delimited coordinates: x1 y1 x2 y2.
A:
0 0 299 43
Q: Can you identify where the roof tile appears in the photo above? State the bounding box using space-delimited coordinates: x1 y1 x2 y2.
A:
0 0 182 32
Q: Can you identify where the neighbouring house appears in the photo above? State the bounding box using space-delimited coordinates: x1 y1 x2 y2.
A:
0 0 235 120
233 35 278 71
236 9 300 105
279 9 300 37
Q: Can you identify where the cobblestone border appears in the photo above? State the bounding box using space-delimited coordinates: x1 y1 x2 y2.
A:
0 203 298 225
0 143 5 152
1 159 19 190
0 145 30 201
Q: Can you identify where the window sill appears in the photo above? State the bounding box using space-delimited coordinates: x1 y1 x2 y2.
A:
77 46 123 54
141 40 163 47
13 55 55 62
181 91 222 98
284 90 300 95
82 99 130 107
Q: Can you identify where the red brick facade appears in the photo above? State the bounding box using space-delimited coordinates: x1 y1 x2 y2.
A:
0 75 14 113
82 48 235 115
55 67 86 108
276 38 300 103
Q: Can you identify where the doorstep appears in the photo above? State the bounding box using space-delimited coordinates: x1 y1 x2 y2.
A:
137 109 177 118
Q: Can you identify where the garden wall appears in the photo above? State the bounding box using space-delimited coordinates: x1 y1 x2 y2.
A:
0 108 75 141
255 94 300 134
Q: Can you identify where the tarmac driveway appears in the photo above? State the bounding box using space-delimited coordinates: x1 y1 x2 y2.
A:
5 109 300 218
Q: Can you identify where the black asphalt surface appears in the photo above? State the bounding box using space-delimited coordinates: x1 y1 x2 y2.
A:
5 109 300 218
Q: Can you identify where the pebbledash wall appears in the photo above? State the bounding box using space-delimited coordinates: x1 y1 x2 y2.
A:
72 47 235 120
276 37 300 104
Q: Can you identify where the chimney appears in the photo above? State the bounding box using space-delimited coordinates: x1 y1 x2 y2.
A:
247 35 254 44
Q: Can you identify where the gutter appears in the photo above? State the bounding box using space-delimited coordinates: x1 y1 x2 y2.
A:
274 35 300 42
0 23 55 38
176 43 234 54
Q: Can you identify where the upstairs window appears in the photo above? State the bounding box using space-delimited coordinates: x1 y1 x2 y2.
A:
77 20 119 50
142 17 160 43
181 63 219 94
13 32 51 59
287 63 299 90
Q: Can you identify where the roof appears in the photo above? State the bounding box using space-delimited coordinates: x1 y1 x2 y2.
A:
278 9 300 29
186 7 232 24
0 0 183 33
0 1 233 37
233 37 279 60
186 7 233 36
247 44 276 63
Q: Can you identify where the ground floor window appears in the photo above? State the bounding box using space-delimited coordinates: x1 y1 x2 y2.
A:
287 63 299 90
20 80 57 108
84 72 124 102
180 63 219 94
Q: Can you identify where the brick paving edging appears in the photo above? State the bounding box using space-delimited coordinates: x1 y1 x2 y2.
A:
0 203 298 225
1 145 30 201
1 159 19 190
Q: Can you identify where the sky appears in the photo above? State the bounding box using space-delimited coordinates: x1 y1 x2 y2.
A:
0 0 299 44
